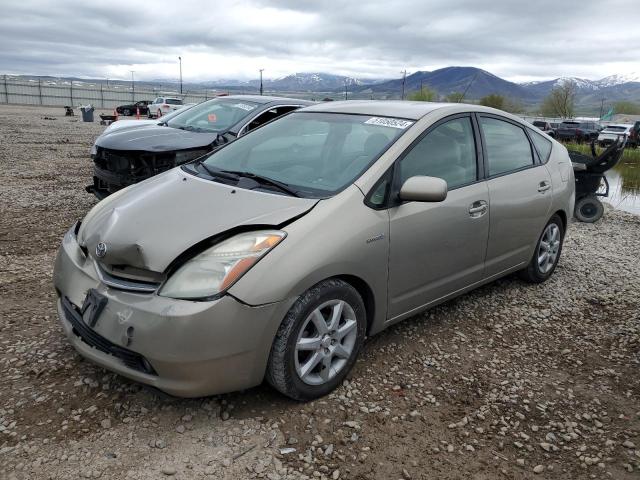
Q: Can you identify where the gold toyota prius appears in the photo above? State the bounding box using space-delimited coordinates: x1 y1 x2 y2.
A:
54 101 574 400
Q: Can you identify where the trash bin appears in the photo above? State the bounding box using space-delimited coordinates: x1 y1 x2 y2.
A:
80 105 94 122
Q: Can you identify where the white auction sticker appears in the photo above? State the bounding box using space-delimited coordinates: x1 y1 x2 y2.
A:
233 103 256 111
364 117 414 129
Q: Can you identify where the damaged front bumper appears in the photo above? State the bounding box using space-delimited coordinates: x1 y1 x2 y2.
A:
53 226 295 397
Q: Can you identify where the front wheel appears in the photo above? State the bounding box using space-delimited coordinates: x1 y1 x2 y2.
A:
574 195 604 223
266 279 366 401
518 214 564 283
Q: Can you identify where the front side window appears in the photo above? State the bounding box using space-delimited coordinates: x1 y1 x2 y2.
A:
480 117 534 176
200 112 412 197
167 98 260 133
398 116 477 189
243 106 300 133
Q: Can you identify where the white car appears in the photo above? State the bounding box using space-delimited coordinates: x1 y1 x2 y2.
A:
148 97 184 118
598 124 632 147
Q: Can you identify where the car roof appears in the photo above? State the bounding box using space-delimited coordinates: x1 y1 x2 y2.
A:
300 100 452 120
220 95 314 106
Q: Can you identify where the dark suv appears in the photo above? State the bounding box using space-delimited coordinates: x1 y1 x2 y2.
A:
629 121 640 148
555 121 602 143
532 120 556 138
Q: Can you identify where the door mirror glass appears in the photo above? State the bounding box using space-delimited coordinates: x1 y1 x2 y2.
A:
399 176 447 202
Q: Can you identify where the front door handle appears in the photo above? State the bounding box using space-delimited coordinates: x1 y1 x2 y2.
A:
469 200 488 218
538 181 551 193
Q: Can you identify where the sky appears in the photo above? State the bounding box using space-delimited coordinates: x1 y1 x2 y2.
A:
1 0 639 84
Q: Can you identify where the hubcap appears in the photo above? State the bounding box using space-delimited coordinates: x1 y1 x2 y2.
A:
537 223 561 274
294 300 357 386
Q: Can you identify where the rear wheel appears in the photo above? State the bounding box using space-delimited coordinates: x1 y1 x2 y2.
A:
574 195 604 223
123 108 131 116
518 214 564 283
266 279 366 401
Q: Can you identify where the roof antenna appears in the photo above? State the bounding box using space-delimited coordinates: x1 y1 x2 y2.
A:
458 71 479 103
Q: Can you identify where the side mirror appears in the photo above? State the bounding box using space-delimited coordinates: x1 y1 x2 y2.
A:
399 176 448 202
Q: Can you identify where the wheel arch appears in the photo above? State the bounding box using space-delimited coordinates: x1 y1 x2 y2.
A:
331 274 377 336
554 209 567 233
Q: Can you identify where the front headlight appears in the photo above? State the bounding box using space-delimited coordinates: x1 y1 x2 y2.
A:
159 230 286 300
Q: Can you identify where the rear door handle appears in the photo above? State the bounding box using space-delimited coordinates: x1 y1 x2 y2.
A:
469 200 488 218
538 181 551 193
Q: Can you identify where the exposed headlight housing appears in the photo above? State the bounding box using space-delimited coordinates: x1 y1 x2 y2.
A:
159 230 286 300
174 149 210 164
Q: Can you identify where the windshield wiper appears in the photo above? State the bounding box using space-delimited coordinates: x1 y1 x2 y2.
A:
176 125 204 132
194 160 240 181
221 170 301 197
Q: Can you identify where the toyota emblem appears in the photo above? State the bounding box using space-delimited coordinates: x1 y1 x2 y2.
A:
95 242 107 258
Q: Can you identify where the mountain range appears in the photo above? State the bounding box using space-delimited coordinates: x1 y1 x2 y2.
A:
194 67 640 113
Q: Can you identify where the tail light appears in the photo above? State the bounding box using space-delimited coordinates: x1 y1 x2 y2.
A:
163 104 170 110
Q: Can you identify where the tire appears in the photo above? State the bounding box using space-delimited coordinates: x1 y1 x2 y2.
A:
157 109 162 118
123 108 131 116
518 214 564 283
574 195 604 223
266 279 366 401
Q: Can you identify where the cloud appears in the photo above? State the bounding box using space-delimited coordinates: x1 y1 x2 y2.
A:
1 0 638 82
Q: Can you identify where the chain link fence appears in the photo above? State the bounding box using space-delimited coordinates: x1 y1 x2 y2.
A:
0 76 231 109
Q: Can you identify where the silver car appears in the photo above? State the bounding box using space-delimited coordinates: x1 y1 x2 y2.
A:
53 101 575 400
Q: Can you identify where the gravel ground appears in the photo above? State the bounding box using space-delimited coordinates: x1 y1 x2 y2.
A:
1 104 639 480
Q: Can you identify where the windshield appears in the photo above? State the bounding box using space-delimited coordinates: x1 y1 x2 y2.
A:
166 99 183 105
167 98 260 133
199 112 413 197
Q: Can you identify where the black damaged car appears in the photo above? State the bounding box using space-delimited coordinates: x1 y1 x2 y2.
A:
115 100 152 116
87 95 314 199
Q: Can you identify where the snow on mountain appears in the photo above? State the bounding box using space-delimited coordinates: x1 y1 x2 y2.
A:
553 77 600 90
597 72 640 87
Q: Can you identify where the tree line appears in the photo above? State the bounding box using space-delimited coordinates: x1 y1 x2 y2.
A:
406 81 640 118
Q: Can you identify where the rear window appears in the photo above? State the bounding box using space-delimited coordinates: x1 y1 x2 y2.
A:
533 121 546 127
528 129 553 163
166 99 183 105
603 126 627 132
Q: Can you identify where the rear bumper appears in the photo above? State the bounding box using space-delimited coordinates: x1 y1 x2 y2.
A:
53 226 295 397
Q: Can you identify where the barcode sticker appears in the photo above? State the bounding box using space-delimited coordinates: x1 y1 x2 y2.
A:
364 117 414 129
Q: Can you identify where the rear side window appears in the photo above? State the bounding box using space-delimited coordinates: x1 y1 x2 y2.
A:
480 117 534 176
399 116 477 189
528 129 553 163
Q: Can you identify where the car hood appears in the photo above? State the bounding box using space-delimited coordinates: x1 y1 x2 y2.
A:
95 125 218 152
102 119 158 135
77 169 318 272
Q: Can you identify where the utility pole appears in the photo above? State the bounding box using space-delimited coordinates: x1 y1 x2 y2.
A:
259 68 264 95
130 70 135 101
179 56 183 94
344 79 348 100
599 97 605 119
401 70 407 100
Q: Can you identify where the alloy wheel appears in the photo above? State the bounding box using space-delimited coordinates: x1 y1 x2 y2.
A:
537 223 561 273
294 300 358 386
